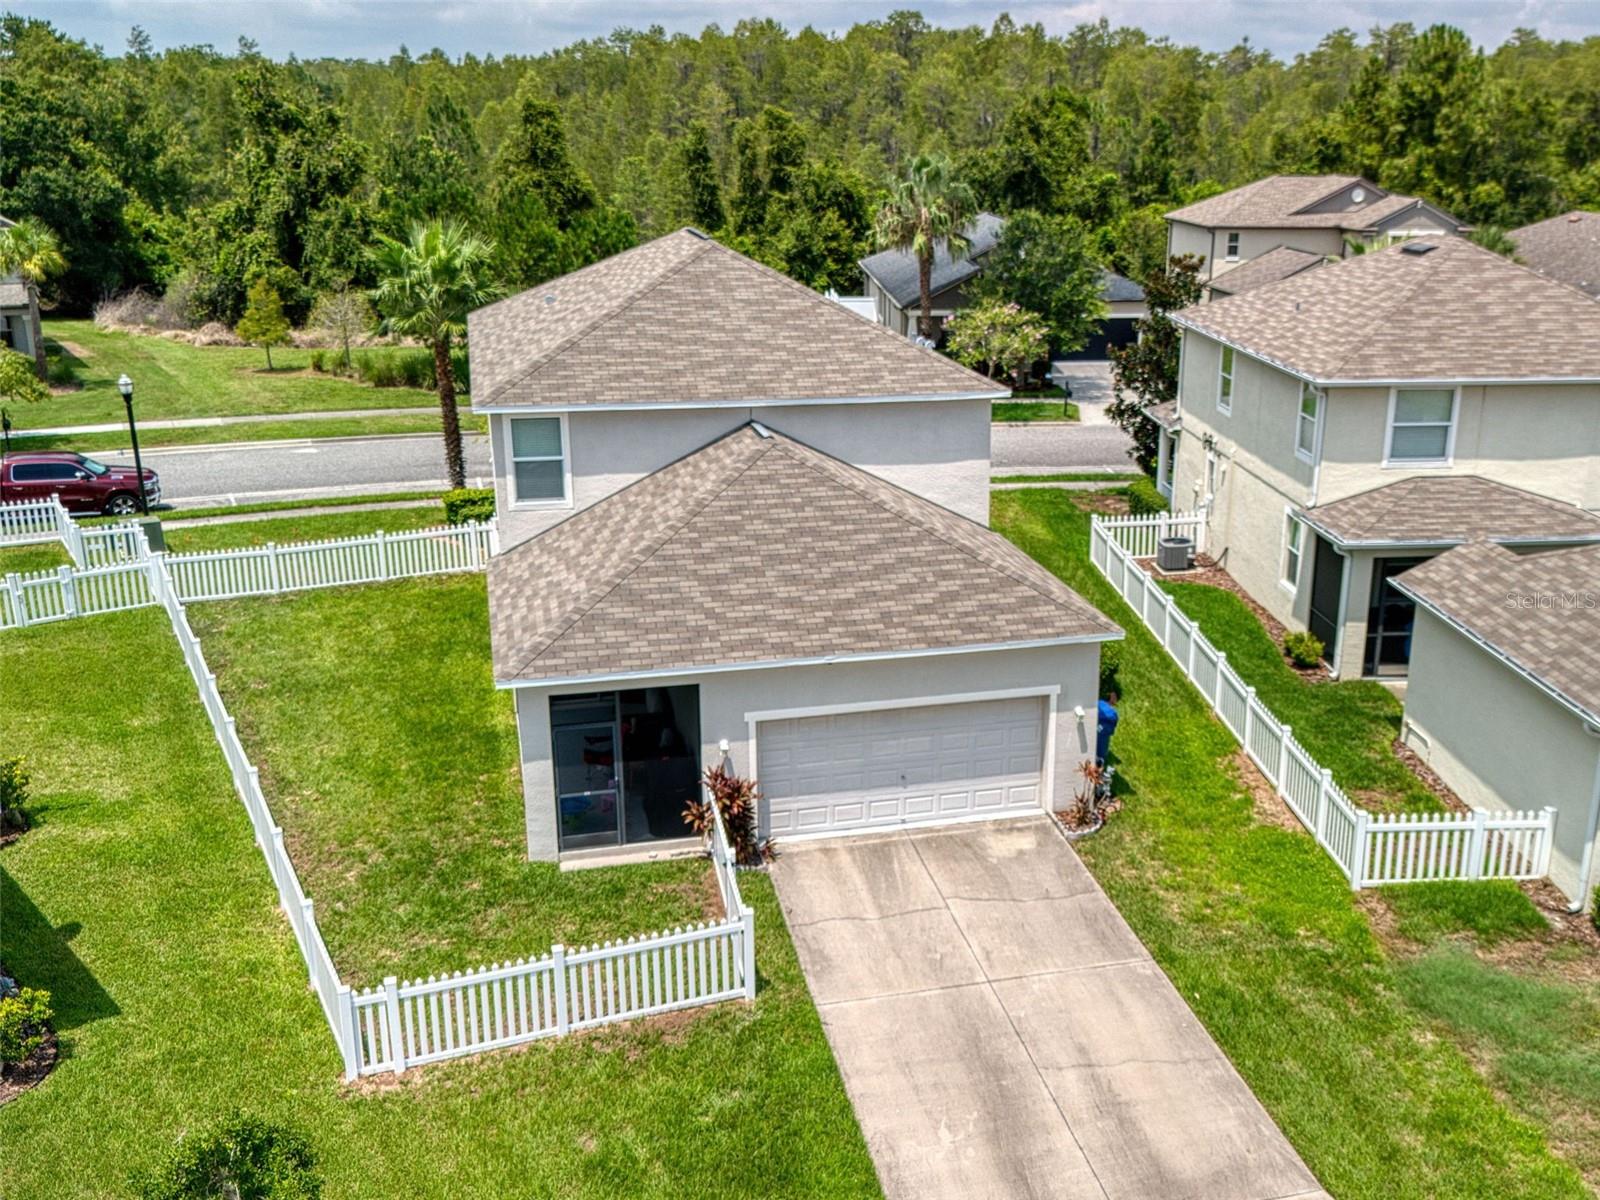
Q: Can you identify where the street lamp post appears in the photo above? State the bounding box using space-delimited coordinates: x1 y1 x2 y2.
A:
117 373 148 515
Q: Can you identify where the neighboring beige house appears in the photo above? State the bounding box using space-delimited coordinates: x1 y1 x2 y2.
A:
859 212 1147 358
1393 541 1600 910
469 229 1121 862
1164 236 1600 680
0 216 38 366
1509 210 1600 299
1165 175 1465 287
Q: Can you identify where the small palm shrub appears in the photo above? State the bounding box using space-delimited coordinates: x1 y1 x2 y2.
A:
442 488 494 525
1123 475 1166 515
0 987 52 1069
133 1112 322 1200
1284 630 1324 669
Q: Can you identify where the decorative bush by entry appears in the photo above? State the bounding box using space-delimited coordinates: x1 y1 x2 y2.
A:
1123 475 1166 515
0 987 52 1069
0 756 30 836
132 1112 322 1200
1098 640 1122 696
442 488 495 525
1283 630 1325 669
688 764 774 866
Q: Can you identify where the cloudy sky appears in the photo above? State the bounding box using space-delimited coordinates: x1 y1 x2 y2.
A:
18 0 1598 60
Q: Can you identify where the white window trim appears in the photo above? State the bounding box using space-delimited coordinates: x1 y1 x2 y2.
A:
1216 345 1234 414
1295 382 1322 463
1382 385 1459 468
1280 510 1305 595
507 412 573 509
1225 231 1241 261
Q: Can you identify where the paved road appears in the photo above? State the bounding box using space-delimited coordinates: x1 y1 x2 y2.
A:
94 419 1129 510
98 433 494 509
773 819 1327 1200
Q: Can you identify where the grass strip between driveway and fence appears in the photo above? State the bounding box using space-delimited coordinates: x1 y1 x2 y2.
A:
992 488 1588 1200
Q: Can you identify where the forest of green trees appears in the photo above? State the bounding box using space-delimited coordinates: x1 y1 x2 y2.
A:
4 12 1597 319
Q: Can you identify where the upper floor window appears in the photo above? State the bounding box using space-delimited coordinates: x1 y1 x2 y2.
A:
1225 231 1241 260
1386 388 1456 464
1296 382 1320 460
510 416 568 504
1217 345 1235 414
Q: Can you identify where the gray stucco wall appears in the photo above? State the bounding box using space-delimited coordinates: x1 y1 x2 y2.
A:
1402 607 1600 907
512 642 1105 860
489 398 994 550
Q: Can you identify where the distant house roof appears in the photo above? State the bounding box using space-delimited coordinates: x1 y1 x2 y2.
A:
858 213 1006 310
1393 541 1600 726
1165 175 1458 232
1172 237 1600 383
1144 400 1179 430
1510 211 1600 299
1206 246 1327 297
488 424 1120 684
1299 476 1600 550
1100 269 1146 304
0 281 28 309
468 228 1004 410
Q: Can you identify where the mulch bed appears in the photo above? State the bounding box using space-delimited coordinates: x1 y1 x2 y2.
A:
0 1029 57 1107
1389 738 1470 815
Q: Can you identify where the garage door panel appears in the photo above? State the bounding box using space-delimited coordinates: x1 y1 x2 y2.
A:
760 698 1047 836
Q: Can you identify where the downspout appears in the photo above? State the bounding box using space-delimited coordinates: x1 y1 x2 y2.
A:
1328 543 1353 680
1573 723 1600 914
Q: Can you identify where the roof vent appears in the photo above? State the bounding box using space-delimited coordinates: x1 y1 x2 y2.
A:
683 226 711 239
1400 241 1437 255
543 294 557 306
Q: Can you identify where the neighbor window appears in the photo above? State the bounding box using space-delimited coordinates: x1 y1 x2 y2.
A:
510 416 567 503
1296 382 1320 459
1387 388 1456 463
1282 514 1304 589
1225 231 1241 260
1217 346 1235 413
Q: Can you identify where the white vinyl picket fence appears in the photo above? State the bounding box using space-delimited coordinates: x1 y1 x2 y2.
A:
1090 513 1556 888
2 561 155 628
0 496 74 546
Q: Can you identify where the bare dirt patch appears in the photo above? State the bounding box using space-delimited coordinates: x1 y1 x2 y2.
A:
1073 490 1131 515
1390 738 1470 815
1228 747 1306 833
648 864 726 924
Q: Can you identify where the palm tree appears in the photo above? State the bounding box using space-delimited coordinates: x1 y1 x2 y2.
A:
372 220 502 489
0 217 68 378
873 154 978 342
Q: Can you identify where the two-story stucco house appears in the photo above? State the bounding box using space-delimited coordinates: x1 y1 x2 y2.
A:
1165 175 1466 295
1163 236 1600 682
0 216 40 370
468 229 1121 863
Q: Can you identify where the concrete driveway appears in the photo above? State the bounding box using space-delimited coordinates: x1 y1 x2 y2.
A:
773 818 1328 1200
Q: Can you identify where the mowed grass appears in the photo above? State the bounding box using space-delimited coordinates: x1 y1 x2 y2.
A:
992 399 1079 422
30 319 437 428
992 487 1587 1200
0 606 878 1199
14 411 481 453
162 506 453 556
1161 581 1440 812
0 541 72 574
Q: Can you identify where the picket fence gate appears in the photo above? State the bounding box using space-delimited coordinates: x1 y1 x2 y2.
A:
1090 513 1556 888
15 516 756 1077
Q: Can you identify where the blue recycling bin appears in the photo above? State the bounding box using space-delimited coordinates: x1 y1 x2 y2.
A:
1096 699 1119 763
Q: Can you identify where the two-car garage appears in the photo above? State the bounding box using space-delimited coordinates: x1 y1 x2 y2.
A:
756 695 1051 838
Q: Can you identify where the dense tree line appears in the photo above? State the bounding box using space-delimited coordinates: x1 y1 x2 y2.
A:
3 13 1596 318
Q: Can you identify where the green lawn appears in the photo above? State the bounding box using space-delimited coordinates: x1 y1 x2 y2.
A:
157 491 443 522
992 397 1079 422
0 541 72 575
15 411 482 454
26 319 438 429
1159 581 1439 812
0 605 877 1199
993 487 1588 1199
162 507 453 556
992 471 1143 484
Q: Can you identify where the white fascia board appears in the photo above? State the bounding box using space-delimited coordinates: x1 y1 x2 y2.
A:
1296 515 1600 554
1392 582 1600 728
495 631 1123 691
471 389 1009 415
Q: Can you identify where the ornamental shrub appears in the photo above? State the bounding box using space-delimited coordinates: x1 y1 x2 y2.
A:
1098 640 1122 695
132 1112 322 1200
0 756 30 834
1123 475 1166 515
442 488 495 525
0 987 52 1067
1284 630 1325 669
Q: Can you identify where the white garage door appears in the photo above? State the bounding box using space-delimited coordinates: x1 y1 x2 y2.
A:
758 697 1047 837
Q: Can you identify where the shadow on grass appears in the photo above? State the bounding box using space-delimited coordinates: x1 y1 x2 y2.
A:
1 866 119 1032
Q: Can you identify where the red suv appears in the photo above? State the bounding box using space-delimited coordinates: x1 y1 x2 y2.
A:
1 452 162 515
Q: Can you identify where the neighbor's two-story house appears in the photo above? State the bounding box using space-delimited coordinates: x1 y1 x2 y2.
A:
0 216 39 368
1165 175 1466 295
1163 236 1600 683
468 229 1121 863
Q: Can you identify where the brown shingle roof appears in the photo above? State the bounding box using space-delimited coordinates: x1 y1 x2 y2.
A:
489 424 1120 683
1301 476 1600 548
1173 237 1600 382
1393 541 1600 725
1207 246 1328 297
469 228 1004 409
1510 211 1600 299
1165 176 1445 231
